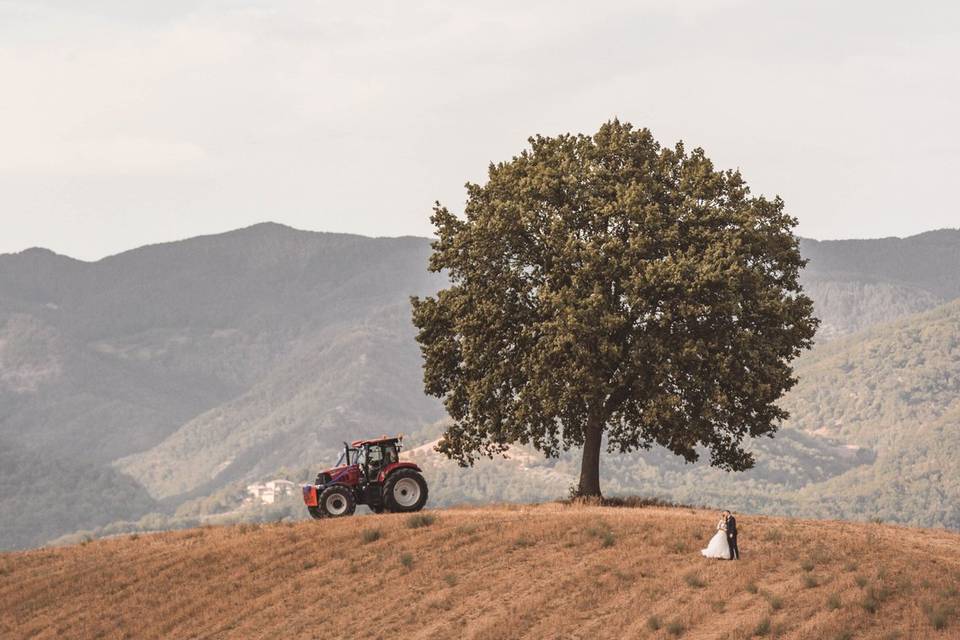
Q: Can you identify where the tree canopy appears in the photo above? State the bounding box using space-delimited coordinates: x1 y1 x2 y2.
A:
411 120 818 497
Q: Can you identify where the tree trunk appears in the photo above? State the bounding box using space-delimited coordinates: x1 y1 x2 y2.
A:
577 415 604 497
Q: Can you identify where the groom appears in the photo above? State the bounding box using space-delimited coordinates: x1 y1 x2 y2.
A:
723 510 739 560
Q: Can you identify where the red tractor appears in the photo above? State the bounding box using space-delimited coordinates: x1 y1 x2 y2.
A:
302 435 428 518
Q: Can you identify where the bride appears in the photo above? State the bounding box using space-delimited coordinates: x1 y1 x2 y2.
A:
701 512 730 559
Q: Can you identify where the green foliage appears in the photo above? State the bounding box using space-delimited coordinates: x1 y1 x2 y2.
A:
413 119 816 496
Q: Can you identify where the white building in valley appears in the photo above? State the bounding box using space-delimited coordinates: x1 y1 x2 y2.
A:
245 479 297 504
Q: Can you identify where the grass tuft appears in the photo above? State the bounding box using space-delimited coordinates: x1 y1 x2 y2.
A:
827 593 841 610
924 602 953 630
746 581 759 594
683 572 705 588
361 528 382 544
665 620 684 636
803 574 818 589
761 591 783 611
406 513 436 529
399 552 414 569
601 531 616 548
753 617 771 636
646 616 661 631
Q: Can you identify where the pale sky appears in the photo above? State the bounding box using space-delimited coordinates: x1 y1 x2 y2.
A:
1 1 958 260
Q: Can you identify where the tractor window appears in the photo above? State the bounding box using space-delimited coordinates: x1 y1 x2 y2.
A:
336 448 360 467
384 446 399 464
368 446 383 465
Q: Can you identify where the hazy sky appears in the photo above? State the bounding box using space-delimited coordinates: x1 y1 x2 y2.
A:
2 1 958 260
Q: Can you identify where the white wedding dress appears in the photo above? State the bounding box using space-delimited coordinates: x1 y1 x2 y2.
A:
701 520 731 559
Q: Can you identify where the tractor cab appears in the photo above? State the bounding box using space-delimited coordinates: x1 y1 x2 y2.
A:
354 437 401 482
303 434 428 519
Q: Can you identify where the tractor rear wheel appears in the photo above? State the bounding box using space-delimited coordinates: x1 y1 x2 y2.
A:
383 469 428 513
319 485 356 518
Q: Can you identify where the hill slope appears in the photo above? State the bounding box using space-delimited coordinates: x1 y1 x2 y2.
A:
799 229 960 338
2 506 958 639
0 223 446 548
3 225 960 549
410 299 960 530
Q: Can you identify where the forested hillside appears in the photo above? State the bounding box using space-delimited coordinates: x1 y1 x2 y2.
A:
2 225 959 549
0 439 157 549
799 229 960 338
0 223 446 549
409 299 960 529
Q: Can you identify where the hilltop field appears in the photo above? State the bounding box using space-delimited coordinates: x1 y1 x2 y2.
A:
2 503 958 640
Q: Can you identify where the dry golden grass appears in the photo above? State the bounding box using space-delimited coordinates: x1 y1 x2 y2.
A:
2 504 959 639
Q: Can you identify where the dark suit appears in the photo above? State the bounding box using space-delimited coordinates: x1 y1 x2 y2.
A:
726 516 739 559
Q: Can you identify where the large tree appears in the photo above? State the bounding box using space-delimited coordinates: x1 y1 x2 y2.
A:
411 120 818 497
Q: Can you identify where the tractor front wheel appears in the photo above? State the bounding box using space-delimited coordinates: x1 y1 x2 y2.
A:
383 469 428 513
319 485 356 518
307 506 324 520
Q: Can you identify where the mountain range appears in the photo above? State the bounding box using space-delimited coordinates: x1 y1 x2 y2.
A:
1 223 959 549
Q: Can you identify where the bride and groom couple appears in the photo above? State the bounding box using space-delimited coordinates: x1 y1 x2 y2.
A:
700 510 740 560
